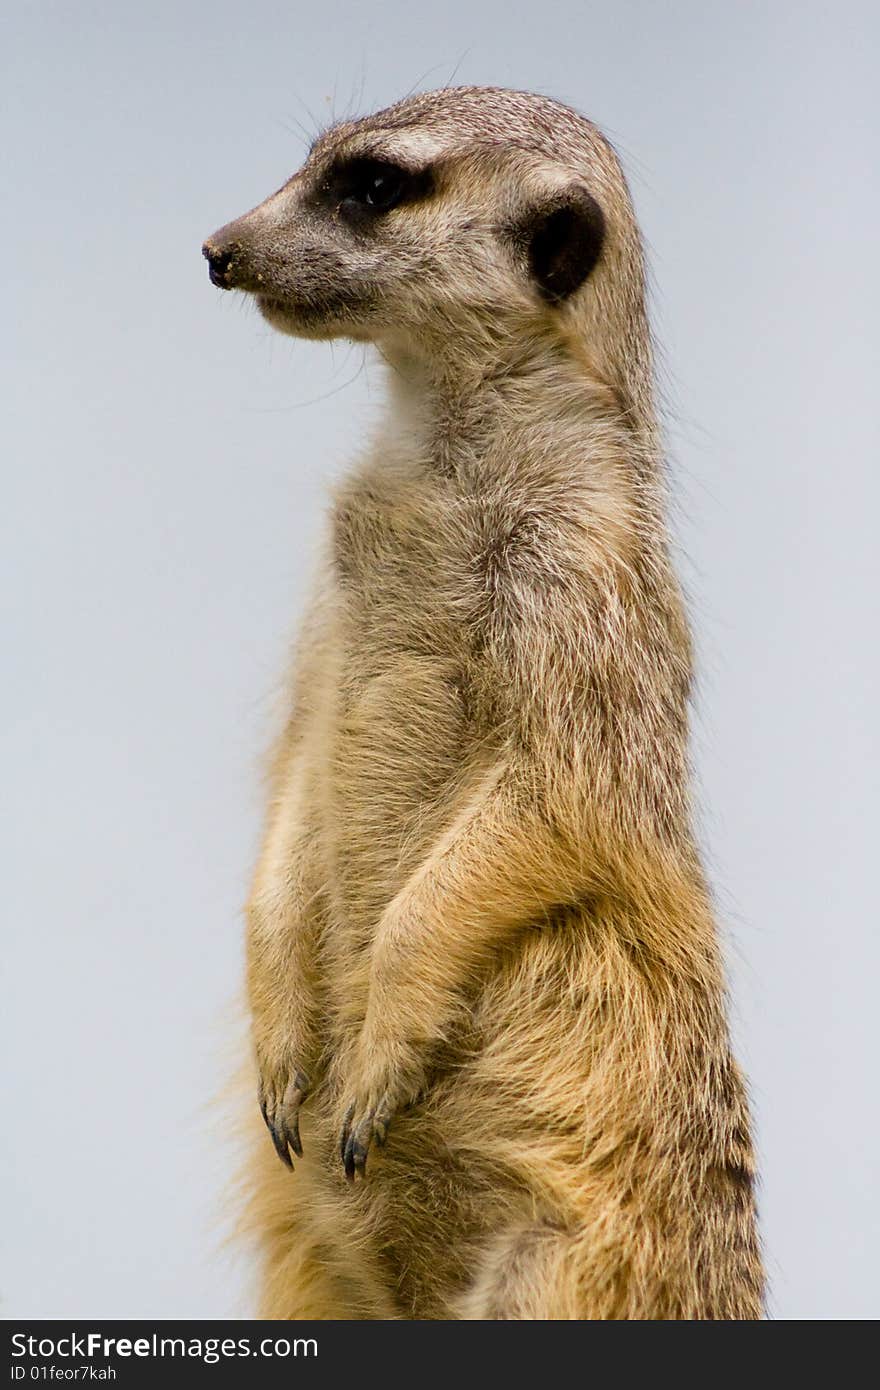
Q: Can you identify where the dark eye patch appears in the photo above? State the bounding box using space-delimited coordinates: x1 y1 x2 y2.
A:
321 157 433 224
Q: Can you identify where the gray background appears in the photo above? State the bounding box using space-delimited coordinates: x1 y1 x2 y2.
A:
3 0 877 1320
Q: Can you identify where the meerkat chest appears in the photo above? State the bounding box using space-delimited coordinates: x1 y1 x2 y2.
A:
318 466 496 907
330 467 476 658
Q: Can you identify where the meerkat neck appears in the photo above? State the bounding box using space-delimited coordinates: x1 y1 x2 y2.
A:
377 332 662 498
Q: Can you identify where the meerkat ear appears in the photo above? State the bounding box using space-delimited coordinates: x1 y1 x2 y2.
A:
524 187 605 303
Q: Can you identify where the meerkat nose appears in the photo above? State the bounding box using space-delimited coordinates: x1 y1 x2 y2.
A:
202 240 239 290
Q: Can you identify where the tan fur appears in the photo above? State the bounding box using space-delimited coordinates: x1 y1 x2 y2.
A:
205 86 764 1319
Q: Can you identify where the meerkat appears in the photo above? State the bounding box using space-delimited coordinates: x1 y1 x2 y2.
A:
203 86 764 1320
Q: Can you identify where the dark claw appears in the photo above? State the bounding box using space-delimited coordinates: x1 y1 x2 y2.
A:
287 1112 303 1159
340 1103 355 1164
343 1129 368 1183
268 1121 293 1170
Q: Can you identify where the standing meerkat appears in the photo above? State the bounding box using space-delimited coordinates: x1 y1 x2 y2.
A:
203 86 764 1320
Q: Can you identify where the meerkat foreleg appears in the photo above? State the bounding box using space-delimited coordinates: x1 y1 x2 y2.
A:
338 763 592 1178
247 754 326 1168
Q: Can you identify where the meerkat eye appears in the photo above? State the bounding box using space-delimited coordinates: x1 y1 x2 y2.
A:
328 158 431 221
363 164 406 210
333 159 406 212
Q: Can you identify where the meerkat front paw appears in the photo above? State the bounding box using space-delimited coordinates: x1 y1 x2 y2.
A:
257 1056 313 1169
339 1089 396 1182
338 1040 424 1181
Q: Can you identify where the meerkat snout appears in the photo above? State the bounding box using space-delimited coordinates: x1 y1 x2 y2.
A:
202 239 240 289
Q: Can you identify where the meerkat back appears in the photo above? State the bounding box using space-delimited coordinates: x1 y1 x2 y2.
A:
203 85 764 1320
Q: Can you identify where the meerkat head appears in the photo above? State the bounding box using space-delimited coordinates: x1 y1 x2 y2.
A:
203 87 650 406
